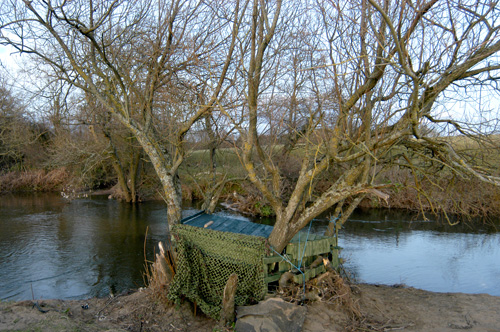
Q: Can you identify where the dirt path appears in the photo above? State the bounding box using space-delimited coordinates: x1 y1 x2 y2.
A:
2 284 500 331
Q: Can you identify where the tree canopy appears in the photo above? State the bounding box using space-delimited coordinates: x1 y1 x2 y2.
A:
2 0 500 251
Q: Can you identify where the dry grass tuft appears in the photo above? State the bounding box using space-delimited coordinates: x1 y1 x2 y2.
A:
278 267 419 331
145 261 171 305
144 231 177 305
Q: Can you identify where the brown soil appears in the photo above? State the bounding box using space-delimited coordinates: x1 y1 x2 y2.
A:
304 284 500 332
2 284 500 332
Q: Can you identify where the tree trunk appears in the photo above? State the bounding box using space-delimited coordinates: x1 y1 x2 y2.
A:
91 125 133 203
130 124 183 226
267 215 293 253
128 146 142 203
165 174 183 226
111 161 132 203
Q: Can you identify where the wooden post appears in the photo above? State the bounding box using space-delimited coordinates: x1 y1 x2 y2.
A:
220 273 238 326
156 241 174 283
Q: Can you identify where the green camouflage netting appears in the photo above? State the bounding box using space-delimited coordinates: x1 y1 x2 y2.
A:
167 224 268 319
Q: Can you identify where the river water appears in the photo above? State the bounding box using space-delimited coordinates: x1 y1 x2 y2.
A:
1 193 499 300
321 210 500 296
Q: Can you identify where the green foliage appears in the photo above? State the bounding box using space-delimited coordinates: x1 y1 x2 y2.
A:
254 202 274 217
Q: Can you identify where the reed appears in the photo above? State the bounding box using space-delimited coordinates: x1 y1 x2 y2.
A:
0 168 69 193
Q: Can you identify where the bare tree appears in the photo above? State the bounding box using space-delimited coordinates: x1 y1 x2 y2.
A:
2 0 499 252
0 78 29 169
0 0 244 226
81 94 144 203
230 0 500 252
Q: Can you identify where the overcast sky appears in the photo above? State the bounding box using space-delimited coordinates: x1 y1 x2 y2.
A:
0 44 22 76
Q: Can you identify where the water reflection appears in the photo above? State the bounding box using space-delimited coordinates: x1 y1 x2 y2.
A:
0 194 176 300
339 210 500 295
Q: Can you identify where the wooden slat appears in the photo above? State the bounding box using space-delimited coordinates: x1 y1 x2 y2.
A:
263 255 283 264
180 210 206 224
214 217 238 232
237 221 262 235
229 220 253 234
278 261 288 272
264 274 282 284
249 224 272 237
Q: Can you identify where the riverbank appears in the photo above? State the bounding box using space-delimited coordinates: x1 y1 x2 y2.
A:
2 284 500 332
3 165 500 221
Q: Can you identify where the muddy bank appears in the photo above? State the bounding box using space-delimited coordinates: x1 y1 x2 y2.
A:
2 284 500 332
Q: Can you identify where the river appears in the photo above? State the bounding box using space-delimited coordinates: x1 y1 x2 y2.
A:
1 193 499 300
